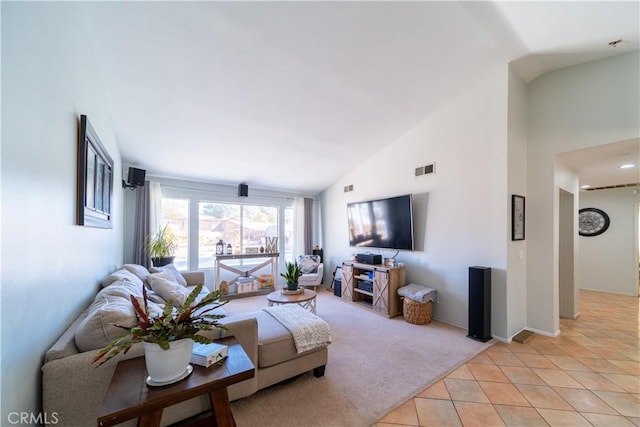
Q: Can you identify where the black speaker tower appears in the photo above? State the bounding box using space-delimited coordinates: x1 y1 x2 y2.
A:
467 266 491 342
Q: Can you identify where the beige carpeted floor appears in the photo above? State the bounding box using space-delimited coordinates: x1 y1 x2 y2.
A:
226 287 493 427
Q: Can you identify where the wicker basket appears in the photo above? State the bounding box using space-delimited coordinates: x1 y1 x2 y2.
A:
403 298 433 325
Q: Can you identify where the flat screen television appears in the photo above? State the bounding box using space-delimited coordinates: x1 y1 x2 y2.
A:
347 194 414 251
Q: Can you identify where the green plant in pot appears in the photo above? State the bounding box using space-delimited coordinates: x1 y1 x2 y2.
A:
145 224 177 267
281 261 302 291
92 284 228 384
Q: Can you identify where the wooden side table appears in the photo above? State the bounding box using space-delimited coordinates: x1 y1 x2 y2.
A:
97 337 254 427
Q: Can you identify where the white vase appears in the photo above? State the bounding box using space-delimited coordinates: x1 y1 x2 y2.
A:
143 338 194 384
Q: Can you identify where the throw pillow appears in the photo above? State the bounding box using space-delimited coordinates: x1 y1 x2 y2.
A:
75 293 164 352
297 255 320 274
75 294 136 352
146 289 168 305
149 263 187 287
146 270 175 285
101 268 144 289
122 264 150 282
98 278 144 300
148 275 190 306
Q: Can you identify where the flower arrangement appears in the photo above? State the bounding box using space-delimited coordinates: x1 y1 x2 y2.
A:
92 284 227 366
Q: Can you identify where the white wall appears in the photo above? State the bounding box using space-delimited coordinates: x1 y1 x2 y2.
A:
322 65 510 336
506 69 528 339
556 163 580 319
1 2 123 422
579 187 639 296
528 52 640 335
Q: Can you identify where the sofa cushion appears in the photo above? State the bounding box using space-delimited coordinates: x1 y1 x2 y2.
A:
297 255 320 274
148 274 189 306
101 268 144 289
227 311 319 368
150 263 187 287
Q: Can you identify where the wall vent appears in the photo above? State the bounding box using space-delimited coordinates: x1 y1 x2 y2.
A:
343 184 354 193
425 163 435 174
415 163 435 177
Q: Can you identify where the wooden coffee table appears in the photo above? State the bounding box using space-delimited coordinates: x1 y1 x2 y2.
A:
97 336 254 427
266 289 317 314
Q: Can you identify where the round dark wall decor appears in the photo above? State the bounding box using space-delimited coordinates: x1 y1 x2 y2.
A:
578 208 610 237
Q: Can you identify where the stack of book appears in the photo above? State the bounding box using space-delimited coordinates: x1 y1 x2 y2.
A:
190 342 228 368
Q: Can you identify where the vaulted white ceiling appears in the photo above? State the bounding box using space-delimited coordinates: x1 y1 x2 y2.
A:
82 1 639 194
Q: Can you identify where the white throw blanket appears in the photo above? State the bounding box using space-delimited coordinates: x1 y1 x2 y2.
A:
263 305 332 354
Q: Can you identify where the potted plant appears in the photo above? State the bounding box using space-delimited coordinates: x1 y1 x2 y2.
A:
92 284 227 384
145 224 177 267
281 261 302 291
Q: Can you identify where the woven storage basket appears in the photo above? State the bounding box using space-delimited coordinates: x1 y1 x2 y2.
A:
403 298 433 325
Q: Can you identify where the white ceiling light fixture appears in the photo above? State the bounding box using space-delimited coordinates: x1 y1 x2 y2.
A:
619 163 635 169
580 184 591 189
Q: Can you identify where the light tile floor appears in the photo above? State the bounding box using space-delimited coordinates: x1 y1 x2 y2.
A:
376 290 639 426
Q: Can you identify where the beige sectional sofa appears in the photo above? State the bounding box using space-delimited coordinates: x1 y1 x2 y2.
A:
42 265 329 427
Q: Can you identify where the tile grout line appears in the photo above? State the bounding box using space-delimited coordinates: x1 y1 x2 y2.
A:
376 289 638 427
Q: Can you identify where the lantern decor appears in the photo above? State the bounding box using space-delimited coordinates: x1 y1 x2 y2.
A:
216 240 224 255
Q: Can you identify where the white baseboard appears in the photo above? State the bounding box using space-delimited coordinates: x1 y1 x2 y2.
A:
434 318 507 343
525 326 560 338
580 287 638 297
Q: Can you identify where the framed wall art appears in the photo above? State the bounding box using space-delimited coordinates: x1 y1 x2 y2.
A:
511 194 525 241
77 115 114 228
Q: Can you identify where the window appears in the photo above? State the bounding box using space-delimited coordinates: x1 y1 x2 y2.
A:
158 183 299 272
197 202 278 269
160 198 189 270
198 202 241 269
284 207 293 261
242 205 278 252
